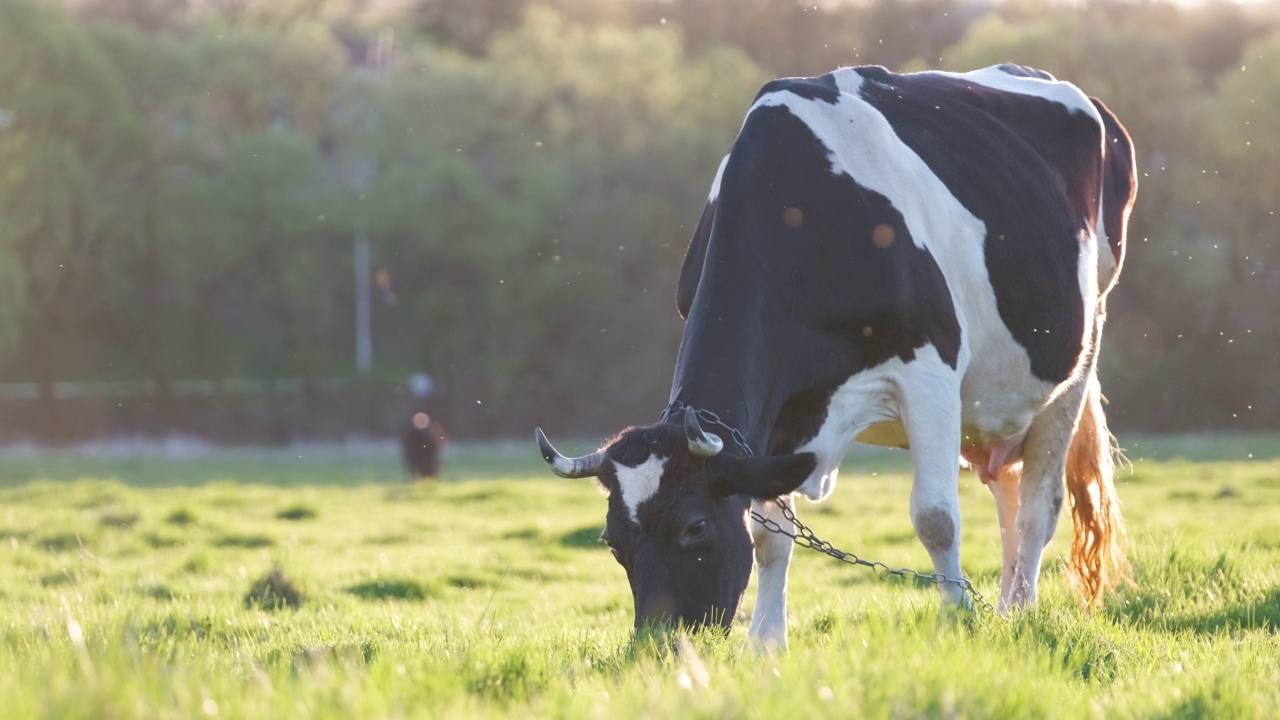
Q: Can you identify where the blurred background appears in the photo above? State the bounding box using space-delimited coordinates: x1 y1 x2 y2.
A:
1 0 1277 445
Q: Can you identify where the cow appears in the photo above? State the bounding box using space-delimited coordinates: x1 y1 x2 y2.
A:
535 64 1137 650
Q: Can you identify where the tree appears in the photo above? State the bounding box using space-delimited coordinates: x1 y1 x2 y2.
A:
156 26 347 385
331 8 767 435
1190 30 1280 427
409 0 527 55
0 0 144 438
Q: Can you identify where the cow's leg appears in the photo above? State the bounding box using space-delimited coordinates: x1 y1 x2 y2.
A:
987 464 1022 611
1007 375 1090 608
747 497 794 652
901 364 967 607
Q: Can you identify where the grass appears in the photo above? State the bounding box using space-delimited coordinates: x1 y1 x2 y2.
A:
0 435 1278 717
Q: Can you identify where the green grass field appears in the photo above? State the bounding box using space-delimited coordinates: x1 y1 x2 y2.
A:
2 435 1279 718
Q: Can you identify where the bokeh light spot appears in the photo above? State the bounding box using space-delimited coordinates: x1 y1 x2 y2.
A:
872 224 896 248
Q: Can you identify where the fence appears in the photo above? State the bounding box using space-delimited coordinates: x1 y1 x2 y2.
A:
0 378 415 445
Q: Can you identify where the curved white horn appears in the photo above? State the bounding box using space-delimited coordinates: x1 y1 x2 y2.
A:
684 408 724 457
535 428 609 478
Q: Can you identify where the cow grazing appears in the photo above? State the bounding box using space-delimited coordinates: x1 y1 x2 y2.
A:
536 64 1137 650
402 412 447 479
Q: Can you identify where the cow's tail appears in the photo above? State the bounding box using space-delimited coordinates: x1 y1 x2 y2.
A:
1065 376 1133 605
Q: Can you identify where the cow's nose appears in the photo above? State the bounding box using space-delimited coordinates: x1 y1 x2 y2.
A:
635 590 681 631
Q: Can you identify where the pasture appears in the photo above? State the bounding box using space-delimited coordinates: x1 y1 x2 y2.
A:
1 437 1279 718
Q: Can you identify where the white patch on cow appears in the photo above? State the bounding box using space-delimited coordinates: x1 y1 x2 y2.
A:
615 454 667 524
792 345 997 503
793 360 902 501
896 347 968 605
1077 224 1100 345
707 154 730 203
921 66 1103 125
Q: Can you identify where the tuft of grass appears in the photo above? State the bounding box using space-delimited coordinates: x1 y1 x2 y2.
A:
39 570 75 587
244 566 305 610
165 508 197 525
447 574 491 589
345 576 436 601
99 510 140 529
215 534 275 549
142 584 176 600
39 533 83 553
181 550 210 573
275 504 318 521
143 531 184 549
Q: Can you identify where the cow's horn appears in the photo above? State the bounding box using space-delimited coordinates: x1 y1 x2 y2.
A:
535 428 608 478
684 408 724 457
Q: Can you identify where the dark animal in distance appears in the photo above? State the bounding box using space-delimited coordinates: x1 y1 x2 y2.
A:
536 64 1138 651
402 412 447 479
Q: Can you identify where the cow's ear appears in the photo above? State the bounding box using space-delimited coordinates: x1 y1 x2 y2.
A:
714 453 816 500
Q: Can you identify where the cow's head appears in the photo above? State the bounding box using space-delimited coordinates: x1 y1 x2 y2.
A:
536 409 815 632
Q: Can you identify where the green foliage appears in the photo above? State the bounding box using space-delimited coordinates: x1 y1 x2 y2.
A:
0 441 1279 715
0 0 142 366
3 0 1280 437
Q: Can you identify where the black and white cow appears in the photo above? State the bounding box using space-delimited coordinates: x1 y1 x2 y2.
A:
537 64 1137 649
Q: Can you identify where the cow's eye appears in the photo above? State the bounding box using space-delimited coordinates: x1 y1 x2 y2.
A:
681 519 709 547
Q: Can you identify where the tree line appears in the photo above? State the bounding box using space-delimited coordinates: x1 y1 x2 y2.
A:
2 0 1278 441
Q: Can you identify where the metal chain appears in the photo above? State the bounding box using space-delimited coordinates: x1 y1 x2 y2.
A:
751 498 997 615
663 401 755 458
663 399 995 613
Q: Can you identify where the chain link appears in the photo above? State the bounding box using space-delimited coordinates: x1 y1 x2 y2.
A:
663 400 995 614
751 498 997 614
